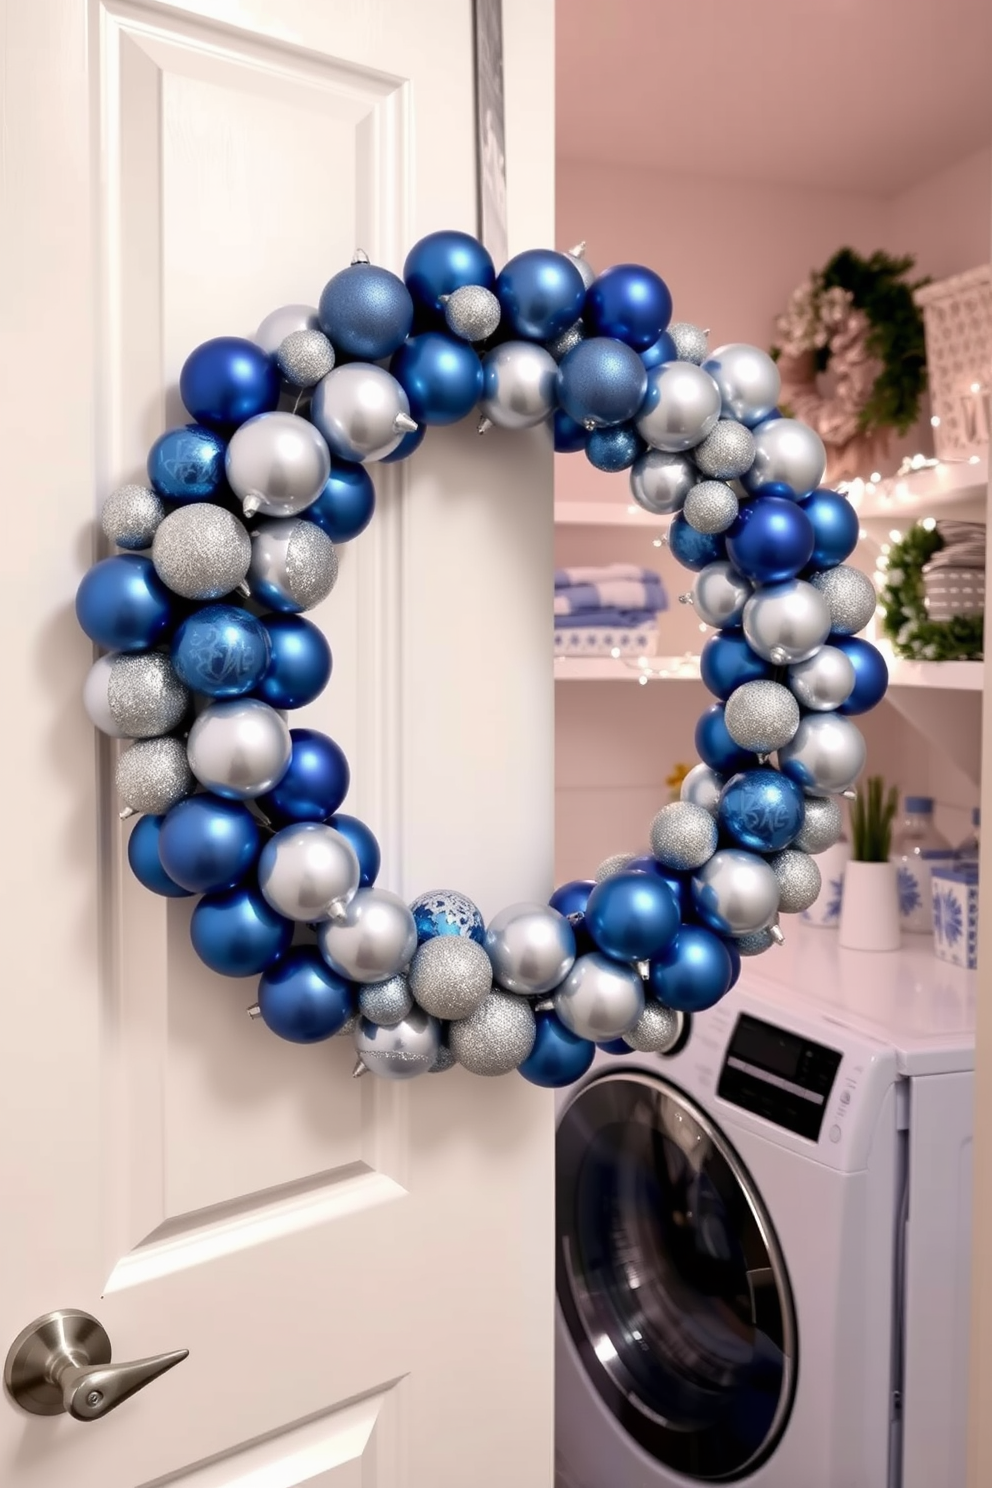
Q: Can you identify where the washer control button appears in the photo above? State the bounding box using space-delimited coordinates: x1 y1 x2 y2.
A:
829 1124 842 1144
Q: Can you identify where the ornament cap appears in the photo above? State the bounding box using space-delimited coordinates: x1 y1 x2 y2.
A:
478 416 492 435
242 494 262 519
119 806 136 820
842 789 857 800
351 249 370 266
679 593 694 606
769 922 786 945
393 412 418 434
583 418 596 432
325 899 350 924
636 960 651 980
568 241 587 258
236 581 251 599
352 1058 369 1078
438 293 451 305
247 1003 262 1020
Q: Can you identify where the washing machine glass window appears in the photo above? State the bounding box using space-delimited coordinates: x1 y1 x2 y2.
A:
556 1071 798 1482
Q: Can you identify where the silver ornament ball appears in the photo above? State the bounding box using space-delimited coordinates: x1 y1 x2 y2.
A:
255 303 320 355
249 517 339 613
594 852 635 883
683 480 739 534
564 245 596 290
258 823 360 921
449 991 536 1076
359 974 414 1028
430 1043 457 1074
635 362 722 453
808 566 877 636
793 795 844 854
226 411 331 519
692 849 781 935
187 697 291 799
116 736 194 817
318 887 418 984
744 416 825 498
310 363 414 462
767 850 822 914
649 801 719 871
484 902 576 996
84 651 189 739
788 646 856 711
622 1000 684 1054
742 579 831 664
334 1012 360 1040
692 561 753 629
779 713 866 796
409 935 493 1020
692 421 755 481
354 1007 439 1081
545 320 585 362
480 342 557 430
703 344 782 428
554 953 644 1041
276 329 336 389
629 450 697 515
680 762 724 816
152 504 251 601
736 928 778 956
101 483 165 550
444 284 502 342
668 322 709 365
724 679 800 754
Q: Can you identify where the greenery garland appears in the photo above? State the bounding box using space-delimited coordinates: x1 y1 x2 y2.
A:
880 523 984 661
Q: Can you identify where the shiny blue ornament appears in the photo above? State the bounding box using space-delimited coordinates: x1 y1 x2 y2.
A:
171 604 271 698
379 423 427 463
625 857 690 920
159 794 261 894
695 704 760 775
190 886 292 977
305 462 375 542
180 336 280 430
403 231 496 317
585 263 673 352
147 424 226 502
258 946 355 1043
126 814 192 898
554 410 587 453
648 926 733 1012
799 487 860 569
718 768 805 853
596 1038 636 1056
549 879 595 920
585 871 680 962
390 332 483 425
726 497 815 584
258 728 350 824
700 630 772 700
495 249 585 341
327 813 381 887
409 890 486 946
75 554 174 652
834 635 889 715
640 331 678 370
585 425 645 472
557 338 648 428
256 615 332 711
518 1010 594 1088
668 514 726 571
721 937 743 988
318 264 414 361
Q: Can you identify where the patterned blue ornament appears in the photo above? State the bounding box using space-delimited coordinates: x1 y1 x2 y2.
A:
557 338 648 428
585 871 681 962
668 514 726 571
327 812 381 887
718 768 805 853
256 614 332 711
257 728 350 824
410 889 485 946
147 425 227 502
695 703 760 776
834 635 889 715
518 1010 594 1088
585 425 645 472
159 793 261 893
648 926 733 1012
585 264 673 352
403 230 496 317
258 946 356 1042
700 630 772 700
799 488 860 569
554 410 587 453
391 332 484 425
318 263 414 361
640 331 678 370
170 604 271 698
379 423 427 463
75 554 174 653
126 814 193 898
495 249 586 341
190 886 292 977
305 462 375 542
180 337 280 430
726 496 815 584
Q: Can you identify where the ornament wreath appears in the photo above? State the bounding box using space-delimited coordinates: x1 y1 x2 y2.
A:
880 522 984 661
76 231 889 1090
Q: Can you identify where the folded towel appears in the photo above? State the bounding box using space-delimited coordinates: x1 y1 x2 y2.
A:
554 607 661 629
555 577 668 616
555 564 660 589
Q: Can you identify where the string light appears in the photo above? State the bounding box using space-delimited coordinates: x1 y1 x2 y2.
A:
931 416 941 427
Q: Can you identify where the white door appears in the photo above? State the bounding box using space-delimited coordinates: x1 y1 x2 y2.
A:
0 3 555 1485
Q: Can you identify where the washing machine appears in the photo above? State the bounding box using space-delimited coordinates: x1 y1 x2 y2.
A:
555 930 975 1488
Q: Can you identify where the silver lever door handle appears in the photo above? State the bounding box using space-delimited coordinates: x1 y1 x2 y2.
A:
4 1309 188 1421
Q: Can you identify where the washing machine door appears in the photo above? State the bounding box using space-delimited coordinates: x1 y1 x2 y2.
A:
557 1069 797 1482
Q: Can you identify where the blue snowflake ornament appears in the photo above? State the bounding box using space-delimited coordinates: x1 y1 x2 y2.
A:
410 889 486 946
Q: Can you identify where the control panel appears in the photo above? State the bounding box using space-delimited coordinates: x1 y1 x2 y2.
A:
717 1013 842 1142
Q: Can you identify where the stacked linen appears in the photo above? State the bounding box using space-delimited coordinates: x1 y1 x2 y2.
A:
554 564 667 657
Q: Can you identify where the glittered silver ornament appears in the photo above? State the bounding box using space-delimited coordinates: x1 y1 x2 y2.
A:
484 903 576 996
594 852 635 882
629 450 697 515
649 802 718 871
691 849 781 935
788 646 856 711
226 412 330 519
635 362 722 453
249 517 339 613
808 566 877 636
792 795 844 854
554 953 644 1041
84 652 190 739
744 416 825 497
545 320 585 362
680 762 724 816
735 928 777 956
479 342 557 430
683 480 739 534
444 284 501 342
276 329 335 388
703 344 781 427
187 697 291 799
152 504 251 601
359 974 414 1027
409 935 492 1020
622 1000 684 1053
318 887 418 985
255 303 320 354
724 680 800 753
668 322 709 365
449 991 536 1076
310 363 415 462
334 1012 360 1039
779 713 866 796
692 421 755 481
767 850 822 914
429 1043 456 1074
116 736 194 818
258 822 359 920
564 242 596 290
741 579 831 665
353 1007 439 1081
101 483 165 551
691 561 752 628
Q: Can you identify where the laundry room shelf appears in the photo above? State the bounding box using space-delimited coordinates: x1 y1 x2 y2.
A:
554 654 702 682
554 501 666 527
879 645 983 783
843 453 988 519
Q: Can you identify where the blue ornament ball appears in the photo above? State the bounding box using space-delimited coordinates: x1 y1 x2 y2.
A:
700 630 772 700
327 812 381 887
585 871 681 962
640 331 678 370
190 886 292 977
518 1010 594 1088
258 728 350 824
380 422 427 463
596 1038 636 1056
800 487 860 570
147 424 227 502
126 814 193 898
554 410 587 453
75 554 174 652
258 946 356 1043
585 263 673 352
180 336 280 430
170 604 271 698
550 879 595 924
668 514 726 571
255 615 332 711
718 768 805 853
495 249 586 341
721 937 743 988
305 462 375 543
318 263 414 361
648 926 734 1012
695 703 760 776
390 332 484 425
158 793 261 894
625 856 691 920
834 635 889 715
410 889 486 946
585 425 645 472
403 230 496 317
557 337 648 428
726 496 815 584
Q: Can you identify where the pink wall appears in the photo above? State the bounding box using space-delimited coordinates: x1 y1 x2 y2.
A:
889 145 992 281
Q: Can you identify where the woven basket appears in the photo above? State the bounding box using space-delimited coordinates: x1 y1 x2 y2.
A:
923 567 985 622
915 266 992 461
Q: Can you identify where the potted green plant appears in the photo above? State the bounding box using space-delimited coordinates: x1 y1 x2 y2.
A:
839 777 901 952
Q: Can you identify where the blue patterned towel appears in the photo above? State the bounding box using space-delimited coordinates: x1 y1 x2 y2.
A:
555 564 659 588
554 608 659 629
554 577 667 616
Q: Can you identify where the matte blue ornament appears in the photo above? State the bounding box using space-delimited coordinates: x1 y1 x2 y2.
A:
180 337 280 430
257 728 350 824
171 604 271 698
327 812 381 887
721 937 743 988
390 332 483 425
549 879 595 920
159 793 261 893
834 635 889 715
403 230 496 317
495 249 585 341
585 263 673 352
258 945 356 1043
718 768 805 853
518 1010 594 1088
190 886 292 977
147 424 226 502
557 338 648 428
75 554 174 652
585 871 680 963
596 1038 636 1056
305 462 375 543
700 630 773 700
640 331 678 370
585 425 645 472
409 890 486 946
668 514 726 571
554 410 587 453
255 615 332 711
726 496 815 584
126 814 193 899
379 423 427 463
625 857 690 920
648 926 734 1012
799 487 860 570
695 703 760 776
318 264 414 361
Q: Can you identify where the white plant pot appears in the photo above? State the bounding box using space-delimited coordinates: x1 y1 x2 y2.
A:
838 860 901 952
800 840 850 929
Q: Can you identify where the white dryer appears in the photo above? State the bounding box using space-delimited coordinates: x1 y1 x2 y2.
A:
555 930 974 1488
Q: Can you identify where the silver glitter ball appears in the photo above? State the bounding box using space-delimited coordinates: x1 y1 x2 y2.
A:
115 736 194 816
622 1000 683 1054
449 990 536 1076
629 449 697 515
668 322 709 364
445 284 502 342
152 504 251 601
767 850 822 914
334 1012 360 1039
354 1006 440 1081
429 1043 457 1073
545 320 586 363
359 974 414 1027
792 796 844 854
84 652 190 739
808 565 877 636
788 646 856 712
724 680 800 753
594 852 635 883
276 329 336 388
683 480 739 534
649 801 718 871
409 935 492 1020
735 928 777 956
101 483 165 550
692 421 756 481
249 517 339 613
680 763 724 816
